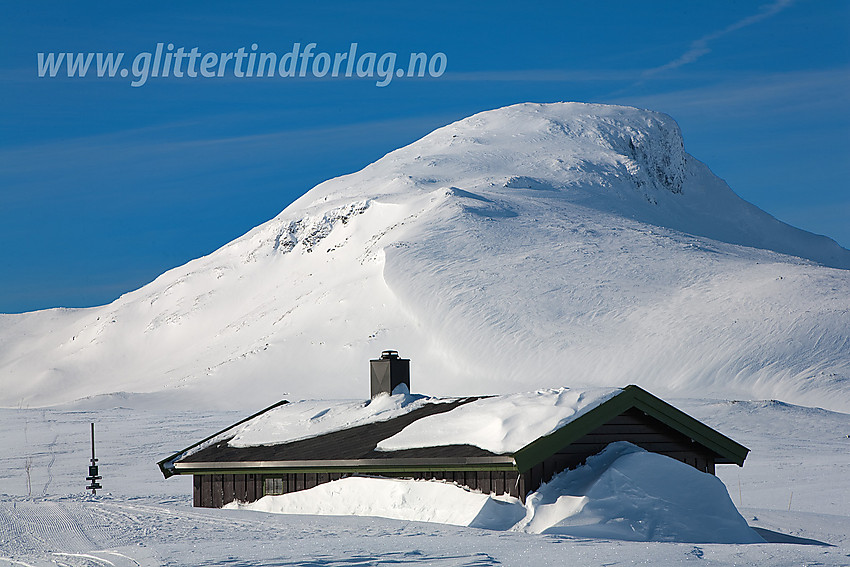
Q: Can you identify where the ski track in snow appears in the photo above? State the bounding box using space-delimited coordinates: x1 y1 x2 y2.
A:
0 402 848 566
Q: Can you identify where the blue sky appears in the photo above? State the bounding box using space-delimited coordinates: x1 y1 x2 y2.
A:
1 1 848 313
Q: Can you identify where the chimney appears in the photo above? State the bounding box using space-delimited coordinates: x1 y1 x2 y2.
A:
370 350 410 398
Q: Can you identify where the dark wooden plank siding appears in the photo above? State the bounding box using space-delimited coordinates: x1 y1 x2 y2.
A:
529 463 542 494
492 472 505 496
511 473 524 500
478 471 491 494
204 474 213 507
223 474 234 504
211 474 223 508
246 473 257 502
233 474 245 502
542 459 556 484
517 407 719 496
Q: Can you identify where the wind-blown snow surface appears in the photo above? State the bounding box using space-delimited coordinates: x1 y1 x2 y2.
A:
225 476 527 531
376 387 619 453
516 442 761 543
1 102 849 410
226 442 762 544
2 400 848 565
167 387 616 462
227 386 451 449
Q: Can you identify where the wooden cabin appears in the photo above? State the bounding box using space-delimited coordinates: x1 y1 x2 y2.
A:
158 352 749 508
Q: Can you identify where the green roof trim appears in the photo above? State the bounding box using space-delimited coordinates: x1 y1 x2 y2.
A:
627 386 749 465
512 388 634 472
173 463 519 476
512 385 749 472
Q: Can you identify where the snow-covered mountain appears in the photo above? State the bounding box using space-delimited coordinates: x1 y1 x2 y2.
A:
1 102 848 410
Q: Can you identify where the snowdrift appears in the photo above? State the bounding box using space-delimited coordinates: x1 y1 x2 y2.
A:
1 102 849 410
225 442 762 544
516 442 763 543
226 475 526 531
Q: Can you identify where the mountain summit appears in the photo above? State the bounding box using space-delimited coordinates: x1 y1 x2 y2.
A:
2 103 848 410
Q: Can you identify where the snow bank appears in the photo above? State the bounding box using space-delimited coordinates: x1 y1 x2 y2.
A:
376 387 620 453
226 442 760 543
224 476 526 530
228 385 449 448
518 442 764 543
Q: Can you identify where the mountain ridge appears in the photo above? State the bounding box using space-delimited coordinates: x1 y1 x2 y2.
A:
1 102 848 411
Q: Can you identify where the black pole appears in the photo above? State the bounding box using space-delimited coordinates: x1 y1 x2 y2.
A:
86 422 102 495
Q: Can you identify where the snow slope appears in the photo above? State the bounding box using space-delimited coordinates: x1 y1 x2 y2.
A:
2 399 848 565
1 102 848 410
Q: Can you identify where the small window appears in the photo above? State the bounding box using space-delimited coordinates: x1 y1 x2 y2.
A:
264 477 284 496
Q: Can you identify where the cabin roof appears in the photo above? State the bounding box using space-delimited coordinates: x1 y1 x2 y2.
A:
158 385 748 478
512 385 749 470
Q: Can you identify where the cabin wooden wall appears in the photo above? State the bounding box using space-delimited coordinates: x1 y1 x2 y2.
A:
383 470 524 500
192 470 524 508
194 473 262 508
519 407 718 496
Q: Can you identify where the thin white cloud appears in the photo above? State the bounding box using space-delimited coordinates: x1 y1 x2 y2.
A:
643 0 795 78
613 68 850 116
0 112 458 205
442 69 638 83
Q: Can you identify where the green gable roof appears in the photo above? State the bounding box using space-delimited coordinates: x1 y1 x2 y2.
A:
512 385 749 472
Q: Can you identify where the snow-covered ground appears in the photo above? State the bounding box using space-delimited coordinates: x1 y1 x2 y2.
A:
1 396 848 566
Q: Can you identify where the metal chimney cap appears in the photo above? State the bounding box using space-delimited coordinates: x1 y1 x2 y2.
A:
380 350 400 359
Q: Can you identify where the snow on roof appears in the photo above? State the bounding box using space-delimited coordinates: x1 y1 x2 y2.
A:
227 385 455 448
177 386 620 457
377 387 621 454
